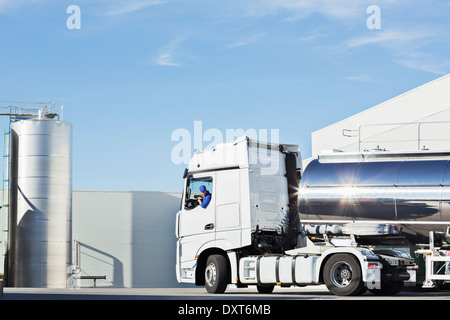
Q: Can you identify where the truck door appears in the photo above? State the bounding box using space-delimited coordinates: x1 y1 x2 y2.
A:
178 173 215 242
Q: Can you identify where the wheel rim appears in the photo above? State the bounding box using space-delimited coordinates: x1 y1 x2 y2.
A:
330 261 353 288
205 262 216 287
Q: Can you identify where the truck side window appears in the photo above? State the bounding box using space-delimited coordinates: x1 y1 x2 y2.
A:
184 177 213 210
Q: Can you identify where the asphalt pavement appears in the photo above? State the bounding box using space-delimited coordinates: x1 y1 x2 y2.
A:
1 284 450 300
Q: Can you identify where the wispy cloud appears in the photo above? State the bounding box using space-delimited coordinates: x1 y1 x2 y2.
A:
152 37 186 67
343 75 373 82
0 0 10 11
106 0 163 16
297 32 327 42
0 0 39 13
342 28 449 75
226 33 266 49
243 0 388 22
393 52 450 75
344 29 434 49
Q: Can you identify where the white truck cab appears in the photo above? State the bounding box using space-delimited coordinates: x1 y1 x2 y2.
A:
175 136 414 295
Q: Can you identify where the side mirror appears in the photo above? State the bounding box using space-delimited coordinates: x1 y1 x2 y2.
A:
183 168 188 179
186 187 191 200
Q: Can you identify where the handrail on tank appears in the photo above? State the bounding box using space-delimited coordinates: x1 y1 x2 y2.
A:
342 120 450 152
0 101 61 120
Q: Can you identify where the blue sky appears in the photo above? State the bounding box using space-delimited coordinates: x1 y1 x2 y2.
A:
0 0 449 192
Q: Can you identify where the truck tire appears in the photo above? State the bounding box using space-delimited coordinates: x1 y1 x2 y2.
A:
257 284 275 294
204 254 229 294
323 254 365 296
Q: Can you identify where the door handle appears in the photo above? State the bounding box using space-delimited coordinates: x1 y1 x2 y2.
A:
204 223 214 230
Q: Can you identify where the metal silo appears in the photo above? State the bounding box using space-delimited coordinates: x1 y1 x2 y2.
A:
8 118 72 287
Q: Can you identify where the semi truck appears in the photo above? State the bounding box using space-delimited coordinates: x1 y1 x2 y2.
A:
175 136 422 296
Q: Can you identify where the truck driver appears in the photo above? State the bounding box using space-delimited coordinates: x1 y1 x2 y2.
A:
194 185 211 209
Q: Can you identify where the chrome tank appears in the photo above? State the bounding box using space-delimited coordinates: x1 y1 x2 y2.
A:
299 151 450 244
9 119 72 287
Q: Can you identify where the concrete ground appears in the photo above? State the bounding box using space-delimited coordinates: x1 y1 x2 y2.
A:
1 285 450 300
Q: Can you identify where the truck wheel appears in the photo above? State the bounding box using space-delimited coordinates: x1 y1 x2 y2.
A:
204 255 229 294
257 285 274 294
323 254 365 296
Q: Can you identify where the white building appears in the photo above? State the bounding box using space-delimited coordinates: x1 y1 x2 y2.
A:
72 190 182 288
309 74 450 164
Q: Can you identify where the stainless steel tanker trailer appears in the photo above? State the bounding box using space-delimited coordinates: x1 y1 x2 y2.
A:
299 149 450 289
299 150 450 246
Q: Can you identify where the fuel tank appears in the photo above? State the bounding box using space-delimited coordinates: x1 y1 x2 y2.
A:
298 150 450 244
